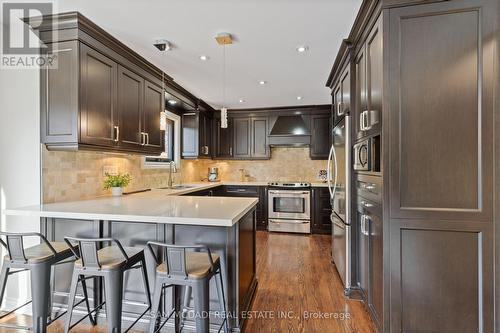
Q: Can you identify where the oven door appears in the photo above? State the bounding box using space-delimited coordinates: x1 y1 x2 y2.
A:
268 190 310 220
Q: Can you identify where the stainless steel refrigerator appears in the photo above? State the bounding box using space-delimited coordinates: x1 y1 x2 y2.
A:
327 115 351 294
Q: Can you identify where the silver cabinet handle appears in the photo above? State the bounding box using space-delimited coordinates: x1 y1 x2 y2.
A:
337 102 343 116
229 147 233 156
140 132 145 145
113 126 119 142
366 184 376 190
146 132 150 145
360 111 366 131
361 201 374 208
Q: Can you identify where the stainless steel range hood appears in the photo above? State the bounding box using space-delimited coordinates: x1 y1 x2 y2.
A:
268 114 311 146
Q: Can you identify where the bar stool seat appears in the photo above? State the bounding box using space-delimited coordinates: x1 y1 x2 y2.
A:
3 241 72 263
157 252 220 279
74 246 143 269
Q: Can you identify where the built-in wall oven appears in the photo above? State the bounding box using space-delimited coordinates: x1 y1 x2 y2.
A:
267 182 311 234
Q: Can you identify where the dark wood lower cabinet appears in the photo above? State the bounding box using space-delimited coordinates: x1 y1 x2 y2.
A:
187 185 268 230
311 187 332 234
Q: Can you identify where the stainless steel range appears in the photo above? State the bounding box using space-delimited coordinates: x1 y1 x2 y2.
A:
267 182 311 234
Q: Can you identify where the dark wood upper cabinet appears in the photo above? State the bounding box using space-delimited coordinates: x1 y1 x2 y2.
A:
233 117 251 158
181 110 212 159
79 44 117 148
213 117 233 158
143 81 164 152
117 65 144 150
310 113 331 160
37 13 206 155
250 117 269 159
355 16 382 140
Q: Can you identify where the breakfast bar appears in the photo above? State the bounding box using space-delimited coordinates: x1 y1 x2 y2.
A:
4 191 258 332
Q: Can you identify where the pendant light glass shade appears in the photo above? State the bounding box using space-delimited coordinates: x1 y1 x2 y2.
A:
221 107 228 128
160 111 167 130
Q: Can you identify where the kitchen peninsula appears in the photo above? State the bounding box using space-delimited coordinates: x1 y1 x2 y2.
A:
4 187 258 332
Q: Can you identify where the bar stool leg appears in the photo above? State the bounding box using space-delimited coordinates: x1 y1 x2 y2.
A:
192 278 210 333
104 270 124 333
64 271 79 333
0 264 10 307
149 276 163 333
80 277 96 325
180 285 192 329
215 271 228 333
140 256 152 308
30 264 51 333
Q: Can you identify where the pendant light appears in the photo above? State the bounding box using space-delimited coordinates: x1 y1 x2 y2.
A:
155 39 170 131
216 33 233 128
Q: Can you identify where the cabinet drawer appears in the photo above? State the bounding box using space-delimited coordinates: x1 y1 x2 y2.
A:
356 175 382 204
223 186 259 197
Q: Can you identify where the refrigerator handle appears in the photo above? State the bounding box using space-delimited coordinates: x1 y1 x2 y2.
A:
332 143 338 203
327 145 334 198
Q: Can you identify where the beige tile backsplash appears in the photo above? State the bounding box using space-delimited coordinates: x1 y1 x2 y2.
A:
42 146 328 203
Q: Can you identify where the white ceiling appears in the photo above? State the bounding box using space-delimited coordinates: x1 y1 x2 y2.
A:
55 0 362 109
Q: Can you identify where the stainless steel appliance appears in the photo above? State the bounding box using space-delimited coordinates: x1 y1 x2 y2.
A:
327 116 352 294
267 182 311 234
353 139 371 171
208 167 219 182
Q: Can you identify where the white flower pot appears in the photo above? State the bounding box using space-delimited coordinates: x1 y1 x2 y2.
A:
111 187 123 196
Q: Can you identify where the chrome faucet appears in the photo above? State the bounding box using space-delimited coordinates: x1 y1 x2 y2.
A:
168 161 177 188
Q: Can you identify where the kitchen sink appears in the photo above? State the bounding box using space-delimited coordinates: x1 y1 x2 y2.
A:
157 185 197 190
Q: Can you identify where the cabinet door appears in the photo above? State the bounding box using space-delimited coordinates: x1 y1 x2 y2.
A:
355 47 367 140
214 118 233 158
333 83 342 126
310 114 331 159
357 208 369 298
312 188 332 234
250 117 268 158
233 117 251 158
143 80 163 153
80 44 118 147
199 112 212 157
367 212 383 330
117 66 144 150
365 16 383 137
340 67 351 116
182 112 199 158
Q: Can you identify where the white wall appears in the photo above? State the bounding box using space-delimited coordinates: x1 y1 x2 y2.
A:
0 63 41 307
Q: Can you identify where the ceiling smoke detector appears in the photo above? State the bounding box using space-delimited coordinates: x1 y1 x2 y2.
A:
154 39 171 51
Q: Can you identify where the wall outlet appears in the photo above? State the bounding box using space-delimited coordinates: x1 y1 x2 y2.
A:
103 165 118 176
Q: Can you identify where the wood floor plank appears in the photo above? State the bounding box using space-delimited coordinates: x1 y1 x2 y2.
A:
0 231 376 333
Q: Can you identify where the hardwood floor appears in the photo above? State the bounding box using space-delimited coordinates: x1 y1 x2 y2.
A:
0 231 376 333
245 231 376 333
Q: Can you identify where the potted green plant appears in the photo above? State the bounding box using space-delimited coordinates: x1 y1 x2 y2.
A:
103 173 132 196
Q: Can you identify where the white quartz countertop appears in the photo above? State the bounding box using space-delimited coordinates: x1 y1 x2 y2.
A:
4 190 258 227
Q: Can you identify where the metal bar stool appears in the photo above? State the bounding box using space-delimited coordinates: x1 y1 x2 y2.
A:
146 241 228 333
64 237 152 333
0 232 89 333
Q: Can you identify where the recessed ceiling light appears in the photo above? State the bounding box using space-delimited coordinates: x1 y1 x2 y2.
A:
296 96 303 100
259 80 267 85
239 99 245 103
199 55 209 61
168 100 177 105
296 46 309 53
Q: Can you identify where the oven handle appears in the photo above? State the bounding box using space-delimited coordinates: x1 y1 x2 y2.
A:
269 219 310 224
268 190 310 195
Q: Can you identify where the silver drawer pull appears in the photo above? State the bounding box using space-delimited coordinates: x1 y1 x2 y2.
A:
361 201 373 208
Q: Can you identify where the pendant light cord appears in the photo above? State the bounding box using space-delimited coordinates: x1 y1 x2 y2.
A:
222 44 226 109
